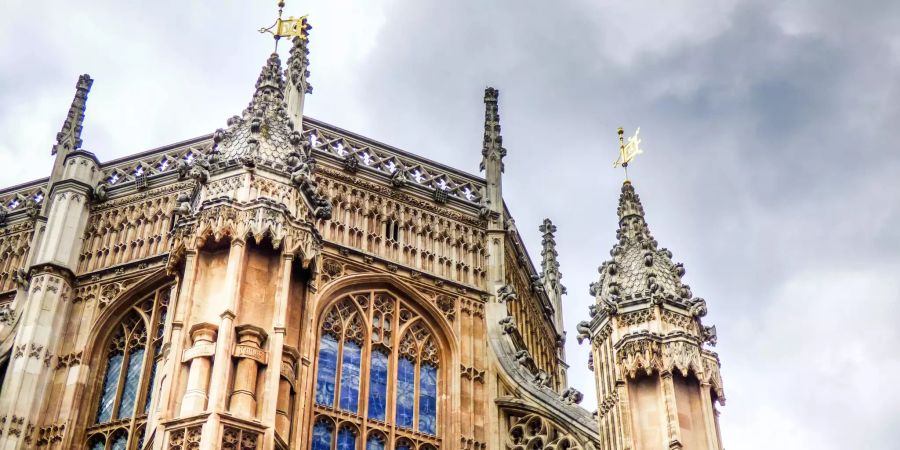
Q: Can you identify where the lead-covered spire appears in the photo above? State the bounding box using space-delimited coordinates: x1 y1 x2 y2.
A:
52 74 93 155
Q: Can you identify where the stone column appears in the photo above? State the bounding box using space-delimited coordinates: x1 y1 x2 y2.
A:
276 346 300 439
230 325 267 417
181 323 218 415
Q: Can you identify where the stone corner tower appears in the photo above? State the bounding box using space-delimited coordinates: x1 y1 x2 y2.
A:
579 180 725 450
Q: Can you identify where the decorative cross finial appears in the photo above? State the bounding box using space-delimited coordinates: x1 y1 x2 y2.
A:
613 127 643 182
259 0 311 51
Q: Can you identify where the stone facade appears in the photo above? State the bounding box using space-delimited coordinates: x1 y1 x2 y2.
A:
0 30 724 450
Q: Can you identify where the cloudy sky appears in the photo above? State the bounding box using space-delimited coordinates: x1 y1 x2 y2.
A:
3 0 900 448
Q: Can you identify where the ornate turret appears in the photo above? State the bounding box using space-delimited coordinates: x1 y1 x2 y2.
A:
583 180 725 450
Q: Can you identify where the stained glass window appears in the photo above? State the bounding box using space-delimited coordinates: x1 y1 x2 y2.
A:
313 293 441 448
87 284 171 450
339 341 361 412
315 334 339 406
366 434 385 450
312 421 333 450
96 352 123 423
367 350 389 420
117 347 145 419
337 427 357 450
419 363 438 435
396 357 415 428
109 432 128 450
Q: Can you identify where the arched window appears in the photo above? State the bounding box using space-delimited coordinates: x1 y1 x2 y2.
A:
86 284 169 450
312 292 442 450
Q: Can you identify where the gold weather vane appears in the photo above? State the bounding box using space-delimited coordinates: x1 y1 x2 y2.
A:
259 1 311 50
613 127 643 181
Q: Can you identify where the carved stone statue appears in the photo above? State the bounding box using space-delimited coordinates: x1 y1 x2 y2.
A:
13 268 29 290
561 387 584 405
689 297 707 318
532 370 552 388
496 284 517 303
172 192 193 217
92 182 108 203
499 316 517 335
576 321 592 344
701 325 718 346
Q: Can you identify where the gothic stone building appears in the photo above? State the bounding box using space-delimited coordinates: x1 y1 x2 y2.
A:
0 34 725 450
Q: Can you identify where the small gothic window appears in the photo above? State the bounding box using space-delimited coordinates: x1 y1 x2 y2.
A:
86 284 170 450
384 220 400 241
312 293 442 450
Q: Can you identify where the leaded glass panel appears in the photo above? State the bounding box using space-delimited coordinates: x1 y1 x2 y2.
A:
315 334 339 406
396 357 416 428
337 427 357 450
96 352 123 423
312 421 333 450
339 340 361 412
366 434 385 450
117 347 145 419
419 363 438 435
367 349 389 420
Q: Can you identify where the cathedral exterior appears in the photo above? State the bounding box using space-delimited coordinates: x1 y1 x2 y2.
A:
0 32 725 450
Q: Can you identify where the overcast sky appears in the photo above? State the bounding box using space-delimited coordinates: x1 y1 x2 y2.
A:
3 1 900 448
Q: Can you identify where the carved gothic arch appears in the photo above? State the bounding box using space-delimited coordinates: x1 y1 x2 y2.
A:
308 273 461 448
68 269 175 449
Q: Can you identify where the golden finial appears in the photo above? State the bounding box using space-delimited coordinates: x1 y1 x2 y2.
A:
613 126 643 182
259 0 311 51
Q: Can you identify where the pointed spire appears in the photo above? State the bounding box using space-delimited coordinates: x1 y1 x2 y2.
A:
287 36 312 95
480 87 506 172
246 52 286 115
285 34 312 127
539 218 564 293
615 180 655 247
52 74 93 155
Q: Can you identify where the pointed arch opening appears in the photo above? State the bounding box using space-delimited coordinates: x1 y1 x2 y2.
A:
310 288 447 450
82 281 172 450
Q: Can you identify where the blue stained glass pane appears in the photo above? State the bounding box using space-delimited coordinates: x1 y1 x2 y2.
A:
117 347 145 419
96 352 123 423
397 444 411 450
312 422 333 450
418 364 438 435
366 435 385 450
339 341 361 412
315 334 339 406
337 428 357 450
395 357 415 428
367 350 389 420
110 432 128 450
144 359 158 414
89 438 105 450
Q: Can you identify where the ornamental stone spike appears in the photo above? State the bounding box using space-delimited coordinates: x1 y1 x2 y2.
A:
52 73 93 156
285 32 312 127
539 218 567 377
480 87 506 173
